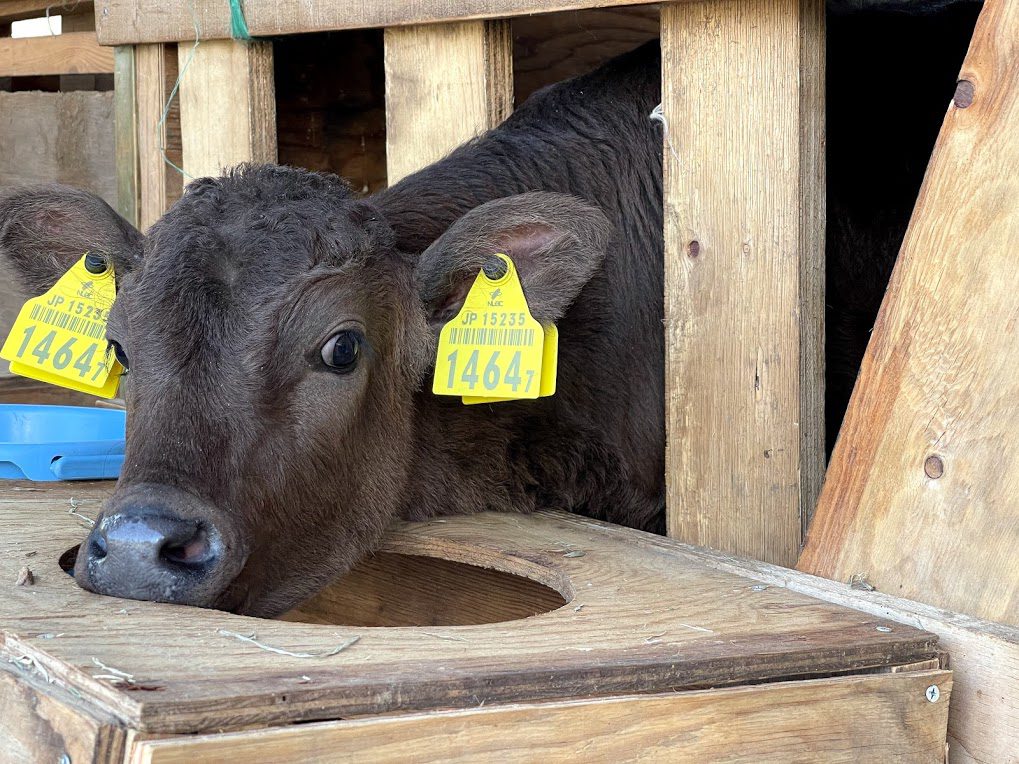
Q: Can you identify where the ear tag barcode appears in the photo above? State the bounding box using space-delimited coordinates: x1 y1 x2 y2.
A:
0 253 123 398
433 253 558 404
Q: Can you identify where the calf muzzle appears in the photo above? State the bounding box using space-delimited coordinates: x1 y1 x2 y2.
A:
75 484 242 608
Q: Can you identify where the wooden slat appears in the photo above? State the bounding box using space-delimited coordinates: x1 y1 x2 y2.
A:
95 0 669 45
114 45 139 228
129 671 951 764
177 39 276 180
683 542 1019 764
799 0 1019 625
384 19 512 184
135 42 183 229
0 665 128 763
0 484 938 735
662 0 825 566
0 0 93 24
0 30 113 77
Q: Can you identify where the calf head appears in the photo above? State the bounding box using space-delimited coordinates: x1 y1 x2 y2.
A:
0 165 610 616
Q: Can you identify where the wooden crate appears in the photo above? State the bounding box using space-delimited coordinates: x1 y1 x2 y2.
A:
0 481 951 762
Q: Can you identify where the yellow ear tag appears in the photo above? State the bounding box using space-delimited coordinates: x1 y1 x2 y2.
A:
0 253 123 398
433 253 556 403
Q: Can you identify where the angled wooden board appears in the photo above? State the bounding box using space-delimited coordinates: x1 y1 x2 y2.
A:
799 0 1019 626
0 482 937 735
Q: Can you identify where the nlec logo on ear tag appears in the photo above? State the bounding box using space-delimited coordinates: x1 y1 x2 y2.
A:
433 253 558 405
0 253 123 398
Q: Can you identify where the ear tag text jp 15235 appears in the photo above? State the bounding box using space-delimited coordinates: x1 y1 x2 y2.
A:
433 253 558 404
0 253 123 398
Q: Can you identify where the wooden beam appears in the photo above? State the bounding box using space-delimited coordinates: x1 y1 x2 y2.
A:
799 0 1019 625
177 39 276 180
680 541 1019 764
662 0 825 566
130 671 951 762
114 45 139 228
97 0 669 45
0 0 93 25
136 42 182 229
0 31 113 77
384 20 512 184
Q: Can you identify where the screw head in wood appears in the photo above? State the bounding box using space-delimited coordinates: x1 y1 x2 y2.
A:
925 685 941 703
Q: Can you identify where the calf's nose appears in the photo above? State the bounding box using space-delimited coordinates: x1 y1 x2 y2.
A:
78 504 230 606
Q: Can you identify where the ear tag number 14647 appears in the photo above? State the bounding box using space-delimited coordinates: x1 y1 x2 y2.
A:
0 253 123 398
433 254 558 404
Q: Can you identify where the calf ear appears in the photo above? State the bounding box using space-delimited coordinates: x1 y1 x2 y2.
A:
414 192 612 326
0 184 144 296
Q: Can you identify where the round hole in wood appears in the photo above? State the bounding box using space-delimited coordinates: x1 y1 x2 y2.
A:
278 552 569 627
59 544 80 576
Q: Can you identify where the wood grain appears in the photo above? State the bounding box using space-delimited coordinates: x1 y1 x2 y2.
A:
129 670 951 764
95 0 670 45
662 0 825 566
0 31 114 77
799 0 1019 625
114 45 139 228
0 483 937 735
0 0 93 24
135 43 183 230
384 20 512 184
0 664 127 764
177 39 276 180
683 542 1019 764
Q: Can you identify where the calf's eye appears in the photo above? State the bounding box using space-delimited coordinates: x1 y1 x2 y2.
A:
320 330 361 373
109 340 130 370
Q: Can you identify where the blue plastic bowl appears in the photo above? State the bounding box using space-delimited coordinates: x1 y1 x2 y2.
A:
0 404 126 481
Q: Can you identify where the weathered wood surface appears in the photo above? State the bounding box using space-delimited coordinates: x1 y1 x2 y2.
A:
799 0 1019 626
0 0 93 24
95 0 669 45
686 543 1019 764
114 45 139 227
384 19 512 184
135 42 182 230
0 665 127 763
0 482 937 735
177 39 276 180
662 0 825 566
0 31 113 77
129 670 952 763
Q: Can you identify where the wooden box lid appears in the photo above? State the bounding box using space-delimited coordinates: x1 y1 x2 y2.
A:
1 482 938 734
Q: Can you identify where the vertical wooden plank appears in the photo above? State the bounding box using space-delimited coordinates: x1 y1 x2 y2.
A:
799 0 1019 625
384 19 512 184
662 0 825 566
135 42 182 230
177 39 276 180
114 44 139 227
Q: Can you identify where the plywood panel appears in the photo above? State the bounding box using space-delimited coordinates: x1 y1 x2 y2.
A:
662 0 825 566
177 39 276 179
0 483 936 735
0 31 114 77
799 0 1019 626
384 20 512 184
130 671 951 763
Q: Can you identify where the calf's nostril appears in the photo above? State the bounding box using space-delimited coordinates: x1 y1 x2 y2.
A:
160 527 214 567
89 533 108 561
